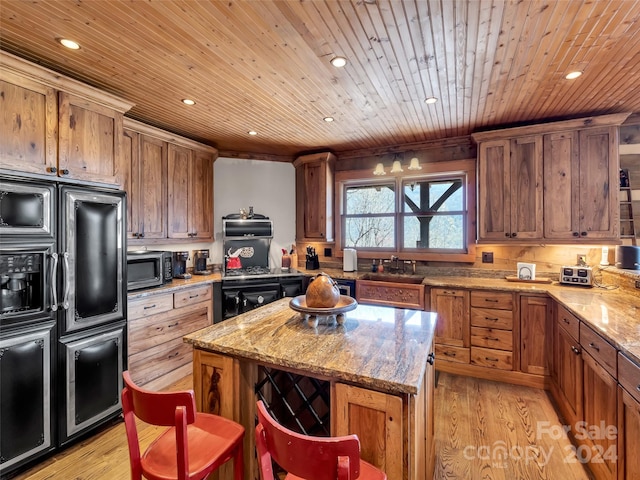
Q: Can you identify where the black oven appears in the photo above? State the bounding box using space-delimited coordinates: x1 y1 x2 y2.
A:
126 250 173 291
219 213 305 321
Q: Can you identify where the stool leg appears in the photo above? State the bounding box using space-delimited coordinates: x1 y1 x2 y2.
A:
233 443 244 480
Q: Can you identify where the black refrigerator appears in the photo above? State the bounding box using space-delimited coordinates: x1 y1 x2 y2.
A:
0 172 127 478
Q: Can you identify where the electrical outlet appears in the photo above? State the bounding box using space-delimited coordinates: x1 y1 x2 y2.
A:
577 254 587 266
482 252 494 263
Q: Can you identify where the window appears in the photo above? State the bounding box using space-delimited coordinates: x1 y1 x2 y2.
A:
336 159 476 262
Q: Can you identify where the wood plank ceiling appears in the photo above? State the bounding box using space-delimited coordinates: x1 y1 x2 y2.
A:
1 0 639 161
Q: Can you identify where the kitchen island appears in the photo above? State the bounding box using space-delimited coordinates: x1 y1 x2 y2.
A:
184 298 437 480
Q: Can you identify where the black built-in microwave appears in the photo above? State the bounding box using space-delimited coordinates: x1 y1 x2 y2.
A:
126 250 173 291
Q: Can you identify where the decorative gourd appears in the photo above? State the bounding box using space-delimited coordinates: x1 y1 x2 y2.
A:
305 272 340 308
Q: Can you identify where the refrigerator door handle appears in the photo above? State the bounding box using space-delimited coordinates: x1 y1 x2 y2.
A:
50 252 59 311
62 251 70 310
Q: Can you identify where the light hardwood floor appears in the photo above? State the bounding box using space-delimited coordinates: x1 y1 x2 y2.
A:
434 373 592 480
10 373 591 480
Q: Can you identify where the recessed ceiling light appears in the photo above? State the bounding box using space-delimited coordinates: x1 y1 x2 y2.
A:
323 117 334 122
58 38 80 50
425 97 438 104
182 99 196 105
330 56 347 68
565 71 583 80
248 131 258 136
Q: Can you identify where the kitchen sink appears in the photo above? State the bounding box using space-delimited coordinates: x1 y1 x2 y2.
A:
359 273 425 284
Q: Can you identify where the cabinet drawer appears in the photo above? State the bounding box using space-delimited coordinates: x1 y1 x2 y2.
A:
128 336 193 386
471 327 512 351
128 302 210 355
470 347 513 371
618 353 640 404
470 291 513 310
435 344 470 364
128 293 173 319
471 307 513 330
580 324 617 378
556 304 579 341
174 285 212 309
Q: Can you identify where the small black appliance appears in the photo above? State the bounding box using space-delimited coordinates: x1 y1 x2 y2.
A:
193 249 209 275
172 251 191 279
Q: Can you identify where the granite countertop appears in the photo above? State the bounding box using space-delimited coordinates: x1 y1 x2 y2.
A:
127 272 222 299
184 298 437 395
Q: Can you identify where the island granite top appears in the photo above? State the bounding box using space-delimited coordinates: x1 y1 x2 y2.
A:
184 298 437 395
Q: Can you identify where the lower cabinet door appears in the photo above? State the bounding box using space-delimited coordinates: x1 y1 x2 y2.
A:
618 385 640 480
333 383 404 479
58 322 125 444
581 350 617 480
0 321 55 475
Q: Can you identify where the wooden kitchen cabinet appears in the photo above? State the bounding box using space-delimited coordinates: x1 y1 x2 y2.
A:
431 288 470 363
544 126 620 241
520 295 552 376
469 290 515 371
294 152 336 241
58 92 125 185
122 126 167 240
0 71 57 174
168 144 214 241
0 52 133 185
552 304 583 431
580 323 618 480
618 353 640 480
333 358 436 480
356 279 425 310
128 284 213 390
476 136 543 241
473 113 629 244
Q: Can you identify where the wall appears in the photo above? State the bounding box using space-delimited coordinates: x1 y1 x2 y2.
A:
213 157 296 267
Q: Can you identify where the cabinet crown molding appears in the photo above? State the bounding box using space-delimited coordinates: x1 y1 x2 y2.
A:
471 113 632 143
0 51 135 113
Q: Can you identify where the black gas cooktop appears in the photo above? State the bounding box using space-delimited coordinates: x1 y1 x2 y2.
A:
222 267 304 281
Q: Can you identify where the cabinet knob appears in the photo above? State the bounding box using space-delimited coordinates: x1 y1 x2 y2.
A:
61 169 70 175
49 166 58 173
571 346 581 355
511 232 517 238
133 232 139 238
581 231 587 237
427 352 435 365
505 233 510 237
573 232 580 237
139 232 145 238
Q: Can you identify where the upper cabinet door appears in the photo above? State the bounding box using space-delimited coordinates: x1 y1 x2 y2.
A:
137 134 167 240
478 140 511 241
58 92 124 186
294 152 335 242
578 126 619 240
543 131 580 239
0 71 58 175
189 150 213 241
509 135 543 240
167 144 193 239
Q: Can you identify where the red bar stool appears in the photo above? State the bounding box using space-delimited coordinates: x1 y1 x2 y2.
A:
121 371 244 480
255 400 387 480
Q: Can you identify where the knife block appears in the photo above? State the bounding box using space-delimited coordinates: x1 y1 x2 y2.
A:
306 258 320 270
